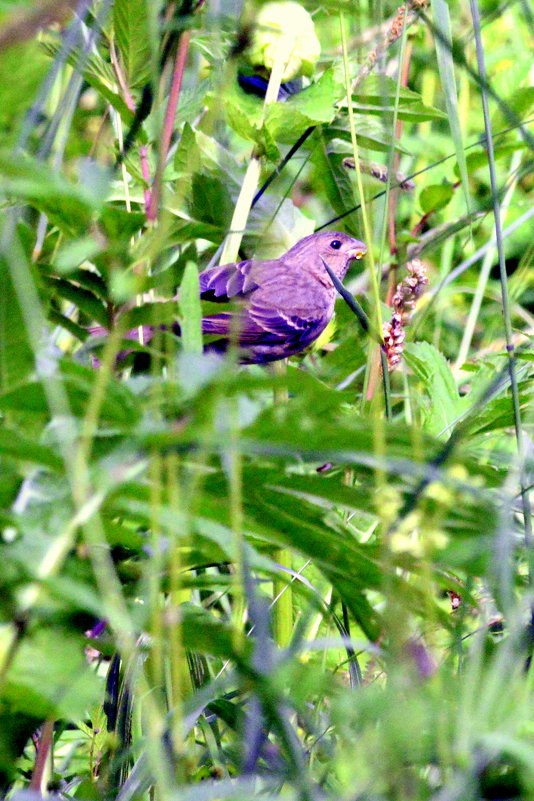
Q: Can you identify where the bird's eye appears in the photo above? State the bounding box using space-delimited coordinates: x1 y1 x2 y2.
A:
330 239 342 250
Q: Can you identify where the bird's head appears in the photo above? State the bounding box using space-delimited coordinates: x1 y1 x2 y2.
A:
284 231 367 281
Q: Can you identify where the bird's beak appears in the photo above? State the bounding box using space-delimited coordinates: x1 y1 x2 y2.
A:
348 243 367 260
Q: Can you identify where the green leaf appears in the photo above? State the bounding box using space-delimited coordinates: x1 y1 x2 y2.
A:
311 132 362 234
0 257 34 392
404 342 469 437
172 125 314 254
265 67 344 142
0 151 102 236
352 99 446 122
419 182 454 213
54 236 103 274
179 262 202 354
42 277 109 326
0 41 50 142
354 74 429 103
41 41 134 125
113 0 153 87
0 427 63 469
325 119 411 154
0 361 140 426
4 629 102 719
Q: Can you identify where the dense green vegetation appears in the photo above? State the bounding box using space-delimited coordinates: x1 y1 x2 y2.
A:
0 0 532 798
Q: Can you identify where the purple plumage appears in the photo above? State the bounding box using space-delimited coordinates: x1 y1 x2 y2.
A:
197 231 366 363
88 232 366 366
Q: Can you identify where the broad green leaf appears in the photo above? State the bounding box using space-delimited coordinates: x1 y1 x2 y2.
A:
354 76 421 103
352 99 446 122
0 361 140 425
4 629 102 719
265 67 344 142
54 236 103 274
0 41 50 141
325 119 411 154
419 182 454 213
352 75 446 120
172 125 313 254
0 151 102 236
311 133 362 235
0 428 62 469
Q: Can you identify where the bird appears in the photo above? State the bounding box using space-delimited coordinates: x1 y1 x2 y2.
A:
88 231 367 366
198 231 367 363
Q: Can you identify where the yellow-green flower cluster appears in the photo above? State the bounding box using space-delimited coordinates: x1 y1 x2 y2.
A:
247 2 321 82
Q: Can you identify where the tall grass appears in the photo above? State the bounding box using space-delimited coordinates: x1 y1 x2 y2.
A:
0 0 532 799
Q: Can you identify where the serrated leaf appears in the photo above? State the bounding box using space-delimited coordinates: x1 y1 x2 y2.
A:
404 342 469 436
113 0 152 87
41 40 134 124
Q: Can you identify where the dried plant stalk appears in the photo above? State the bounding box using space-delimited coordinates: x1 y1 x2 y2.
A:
383 258 428 370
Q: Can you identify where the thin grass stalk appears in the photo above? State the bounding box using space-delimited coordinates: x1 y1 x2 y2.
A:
166 453 186 765
339 14 392 421
2 181 174 800
229 400 246 657
29 719 55 793
271 360 293 648
32 61 84 259
377 10 409 268
147 28 192 222
430 0 471 214
341 9 389 321
454 149 522 370
469 0 532 553
419 9 534 152
317 116 534 231
219 43 288 264
148 451 165 699
387 36 413 257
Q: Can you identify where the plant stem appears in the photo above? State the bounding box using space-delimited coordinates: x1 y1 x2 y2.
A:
220 41 288 264
469 0 532 553
454 149 522 371
271 360 293 648
148 29 192 222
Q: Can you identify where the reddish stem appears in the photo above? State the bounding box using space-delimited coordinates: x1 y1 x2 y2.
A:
110 40 153 215
368 37 413 400
147 29 192 222
387 38 413 259
30 719 55 792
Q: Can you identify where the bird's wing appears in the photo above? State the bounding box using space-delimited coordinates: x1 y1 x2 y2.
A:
202 284 329 347
199 259 266 302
